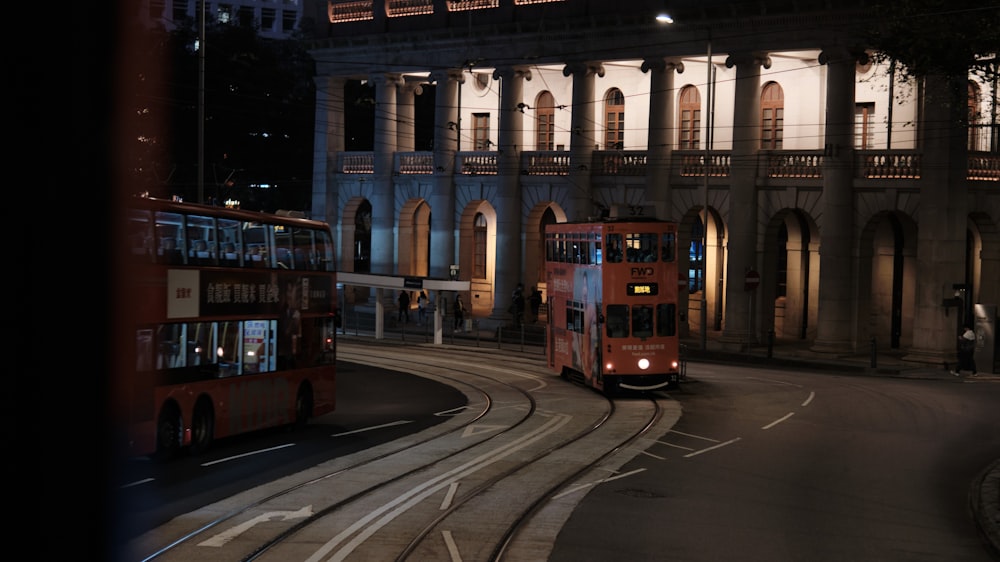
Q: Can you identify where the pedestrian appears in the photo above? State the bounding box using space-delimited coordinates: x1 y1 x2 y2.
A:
453 293 465 332
417 290 428 325
510 283 525 326
398 290 410 324
528 286 542 323
952 324 978 376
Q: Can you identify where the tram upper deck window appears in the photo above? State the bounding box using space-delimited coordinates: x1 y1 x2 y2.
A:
606 234 623 263
626 232 658 263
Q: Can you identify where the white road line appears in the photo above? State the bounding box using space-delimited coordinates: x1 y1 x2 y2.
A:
552 468 647 500
683 437 741 458
442 530 463 561
747 377 803 388
762 412 795 430
120 477 155 489
331 420 413 437
802 391 815 407
440 482 459 510
668 429 720 442
200 443 296 467
655 441 695 451
306 414 573 562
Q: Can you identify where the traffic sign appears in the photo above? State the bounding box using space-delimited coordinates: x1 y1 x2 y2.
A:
744 270 760 291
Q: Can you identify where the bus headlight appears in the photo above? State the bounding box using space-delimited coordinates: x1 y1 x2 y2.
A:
638 358 650 370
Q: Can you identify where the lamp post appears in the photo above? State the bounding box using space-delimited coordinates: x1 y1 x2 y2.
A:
701 34 714 350
197 0 206 204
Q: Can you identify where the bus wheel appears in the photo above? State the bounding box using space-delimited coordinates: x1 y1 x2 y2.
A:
294 385 314 428
155 404 182 462
189 400 214 455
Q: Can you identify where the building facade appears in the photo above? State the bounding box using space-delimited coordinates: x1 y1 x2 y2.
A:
301 0 998 367
138 0 304 39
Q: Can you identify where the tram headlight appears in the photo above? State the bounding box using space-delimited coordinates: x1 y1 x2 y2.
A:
638 358 650 370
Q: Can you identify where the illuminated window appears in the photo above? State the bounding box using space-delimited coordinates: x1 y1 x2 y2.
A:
604 88 624 149
474 213 487 278
473 113 490 150
678 85 701 149
854 102 874 149
535 91 555 150
968 81 986 152
760 82 784 149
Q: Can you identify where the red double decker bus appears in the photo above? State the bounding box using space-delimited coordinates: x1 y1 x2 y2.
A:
115 197 338 460
545 215 680 395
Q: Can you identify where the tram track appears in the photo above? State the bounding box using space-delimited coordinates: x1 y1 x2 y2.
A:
123 340 681 562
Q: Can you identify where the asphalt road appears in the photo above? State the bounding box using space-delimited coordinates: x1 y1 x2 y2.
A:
549 362 1000 561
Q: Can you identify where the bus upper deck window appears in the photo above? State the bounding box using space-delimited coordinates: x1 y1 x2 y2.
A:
607 234 623 263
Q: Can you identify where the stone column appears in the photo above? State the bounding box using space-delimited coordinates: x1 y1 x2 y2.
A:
429 69 463 279
906 72 971 364
563 61 604 221
397 79 424 153
370 72 402 274
493 66 531 318
720 51 770 348
641 57 684 221
813 47 859 353
311 76 345 229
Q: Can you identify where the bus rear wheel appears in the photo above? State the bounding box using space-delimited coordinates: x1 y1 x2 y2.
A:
155 404 183 462
189 399 214 455
294 385 314 428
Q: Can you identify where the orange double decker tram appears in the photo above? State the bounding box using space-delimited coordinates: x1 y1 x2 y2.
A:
544 214 680 395
116 197 338 460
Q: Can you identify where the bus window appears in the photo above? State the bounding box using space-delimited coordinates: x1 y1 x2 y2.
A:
607 233 623 263
594 233 602 265
155 211 186 265
157 324 184 369
186 322 216 368
656 303 676 336
217 320 241 376
316 229 334 271
632 305 654 339
291 227 313 270
243 223 269 267
626 232 658 263
186 214 217 265
606 304 629 337
128 209 154 262
661 232 676 262
274 224 293 269
218 217 242 266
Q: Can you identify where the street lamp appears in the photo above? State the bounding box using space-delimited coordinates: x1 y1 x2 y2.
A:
701 32 715 350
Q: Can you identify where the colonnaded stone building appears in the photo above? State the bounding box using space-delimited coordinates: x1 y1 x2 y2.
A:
299 0 998 370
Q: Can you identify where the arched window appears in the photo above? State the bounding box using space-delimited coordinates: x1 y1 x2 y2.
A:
678 85 701 149
535 91 555 150
474 213 487 279
604 88 625 149
968 81 984 151
760 82 784 149
354 200 372 273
